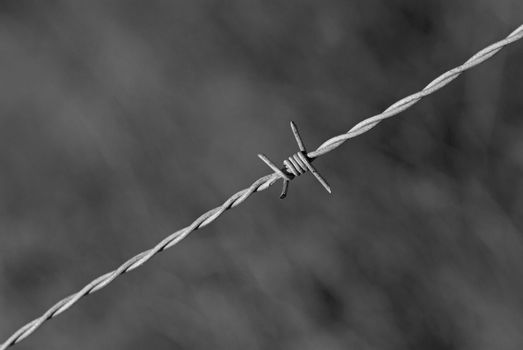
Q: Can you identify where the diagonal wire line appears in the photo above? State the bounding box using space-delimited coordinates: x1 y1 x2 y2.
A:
1 23 522 350
308 24 523 158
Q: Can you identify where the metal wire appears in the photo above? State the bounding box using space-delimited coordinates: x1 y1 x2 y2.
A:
259 121 332 198
1 24 522 350
307 24 523 159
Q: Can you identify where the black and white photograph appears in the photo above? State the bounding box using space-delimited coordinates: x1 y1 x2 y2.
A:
0 1 522 349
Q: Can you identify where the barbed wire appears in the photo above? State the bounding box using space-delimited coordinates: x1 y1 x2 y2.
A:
2 23 522 350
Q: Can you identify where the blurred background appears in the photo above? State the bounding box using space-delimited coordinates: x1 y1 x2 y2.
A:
0 1 522 349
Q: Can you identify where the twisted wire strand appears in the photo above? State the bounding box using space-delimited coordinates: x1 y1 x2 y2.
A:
307 24 523 159
2 24 522 349
0 173 280 349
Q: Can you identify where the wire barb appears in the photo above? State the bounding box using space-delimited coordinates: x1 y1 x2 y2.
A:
259 121 332 199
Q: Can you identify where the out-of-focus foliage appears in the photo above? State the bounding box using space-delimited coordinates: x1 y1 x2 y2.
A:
0 1 522 349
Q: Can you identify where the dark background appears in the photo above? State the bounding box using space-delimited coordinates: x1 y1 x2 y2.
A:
1 1 522 349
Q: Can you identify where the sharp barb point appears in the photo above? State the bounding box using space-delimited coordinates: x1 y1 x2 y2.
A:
279 180 289 199
290 121 306 152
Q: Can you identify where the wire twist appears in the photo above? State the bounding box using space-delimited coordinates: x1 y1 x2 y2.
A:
284 153 308 176
1 23 522 350
308 24 523 159
258 121 331 199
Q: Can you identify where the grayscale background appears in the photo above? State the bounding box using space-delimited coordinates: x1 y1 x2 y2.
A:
1 1 523 349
